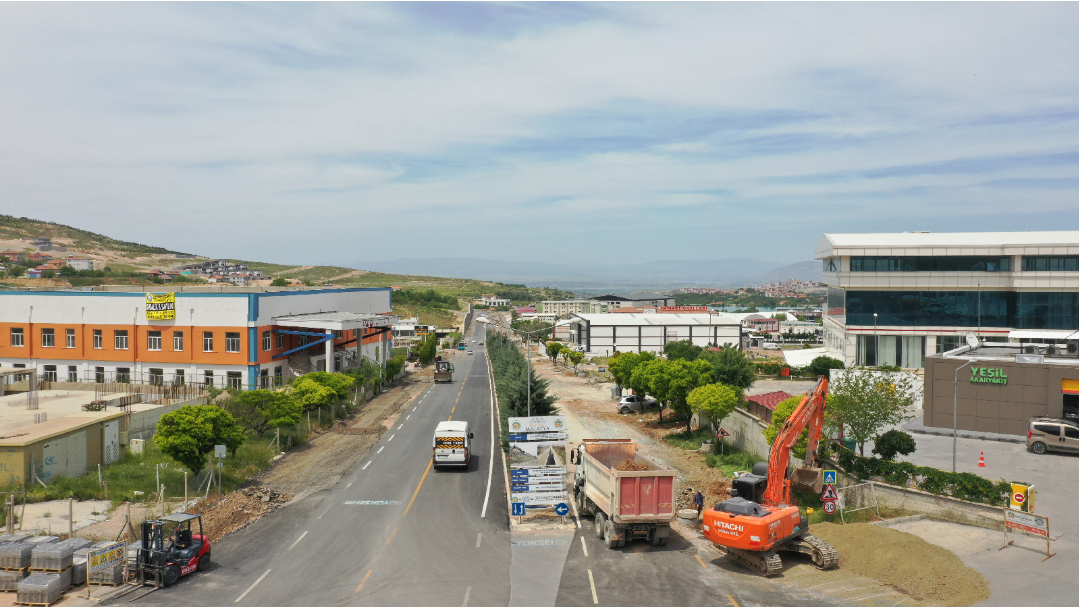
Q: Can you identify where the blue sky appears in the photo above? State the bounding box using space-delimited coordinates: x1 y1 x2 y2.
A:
2 3 1079 267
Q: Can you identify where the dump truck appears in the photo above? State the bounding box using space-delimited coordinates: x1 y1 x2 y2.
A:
434 356 454 383
572 438 678 548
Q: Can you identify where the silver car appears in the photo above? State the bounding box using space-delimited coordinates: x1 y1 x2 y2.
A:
617 394 658 414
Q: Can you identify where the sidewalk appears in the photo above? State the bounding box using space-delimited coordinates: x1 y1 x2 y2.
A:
904 420 1024 444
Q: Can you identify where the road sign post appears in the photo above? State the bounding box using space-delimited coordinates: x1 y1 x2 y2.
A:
822 470 837 485
716 428 730 456
823 501 837 514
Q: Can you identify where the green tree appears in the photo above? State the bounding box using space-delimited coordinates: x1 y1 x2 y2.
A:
291 377 337 411
566 350 585 372
546 341 564 360
42 270 55 279
418 332 438 365
607 351 655 388
807 355 845 378
698 346 756 394
6 266 25 277
764 396 809 459
225 390 302 436
872 429 917 461
774 313 788 321
688 383 740 440
663 340 702 361
828 368 921 455
154 405 245 474
59 265 76 277
270 277 289 287
663 359 716 431
301 371 355 399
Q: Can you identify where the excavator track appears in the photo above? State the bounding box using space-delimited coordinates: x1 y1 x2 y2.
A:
801 534 839 570
719 546 783 577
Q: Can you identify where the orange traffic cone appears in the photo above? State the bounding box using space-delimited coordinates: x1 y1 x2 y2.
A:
978 452 986 467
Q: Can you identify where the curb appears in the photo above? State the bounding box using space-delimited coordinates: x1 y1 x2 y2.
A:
871 513 927 527
906 426 1025 444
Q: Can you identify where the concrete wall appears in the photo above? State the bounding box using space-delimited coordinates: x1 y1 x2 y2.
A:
924 355 1079 435
127 397 206 441
832 469 1006 530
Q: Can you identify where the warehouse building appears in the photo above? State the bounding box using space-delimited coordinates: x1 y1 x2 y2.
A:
565 313 741 356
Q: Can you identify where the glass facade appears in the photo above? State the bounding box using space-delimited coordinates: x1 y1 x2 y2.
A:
855 335 925 368
1022 256 1079 271
845 291 1079 330
827 287 846 323
850 256 1011 272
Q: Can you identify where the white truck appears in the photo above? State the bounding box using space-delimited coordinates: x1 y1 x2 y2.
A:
572 439 678 549
432 421 473 469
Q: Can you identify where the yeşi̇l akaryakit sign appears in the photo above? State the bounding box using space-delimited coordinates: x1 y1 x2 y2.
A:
970 367 1008 385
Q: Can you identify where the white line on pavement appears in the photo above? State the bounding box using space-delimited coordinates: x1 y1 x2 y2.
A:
476 533 482 548
388 434 395 441
580 536 588 557
398 424 403 429
377 446 384 453
480 352 495 518
570 493 581 528
588 569 598 604
462 586 472 607
235 569 271 602
362 461 372 470
287 531 308 551
346 482 352 488
406 415 411 420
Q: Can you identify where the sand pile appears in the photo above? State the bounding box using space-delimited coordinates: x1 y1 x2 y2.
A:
810 522 990 607
616 460 651 471
192 487 291 542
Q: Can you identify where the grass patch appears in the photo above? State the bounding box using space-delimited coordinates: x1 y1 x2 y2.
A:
664 427 716 451
705 449 766 477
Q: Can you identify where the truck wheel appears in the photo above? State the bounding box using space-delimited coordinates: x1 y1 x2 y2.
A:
594 512 606 539
604 521 623 549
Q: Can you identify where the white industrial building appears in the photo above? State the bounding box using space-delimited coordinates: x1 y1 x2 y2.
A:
566 313 741 355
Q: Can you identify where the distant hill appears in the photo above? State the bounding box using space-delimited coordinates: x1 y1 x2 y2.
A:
759 261 821 283
0 213 187 255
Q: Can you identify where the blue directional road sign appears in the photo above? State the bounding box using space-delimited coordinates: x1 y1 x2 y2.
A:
823 470 837 485
554 503 569 516
508 434 528 442
512 502 526 516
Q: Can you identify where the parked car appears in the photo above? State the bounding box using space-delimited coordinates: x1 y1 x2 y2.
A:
1027 417 1079 454
617 394 659 414
763 343 781 350
467 350 473 355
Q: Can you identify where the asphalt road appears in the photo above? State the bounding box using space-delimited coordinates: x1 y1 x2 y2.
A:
123 322 510 607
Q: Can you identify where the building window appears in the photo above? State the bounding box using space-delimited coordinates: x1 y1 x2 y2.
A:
259 368 269 389
148 368 164 385
41 328 55 348
1023 256 1079 272
225 332 241 353
204 370 214 387
94 330 102 349
10 327 24 347
114 330 129 350
174 369 185 386
68 365 78 382
274 366 283 386
203 332 214 352
849 256 1011 272
844 290 1079 330
276 333 285 349
226 371 243 389
174 331 184 351
148 331 162 351
95 366 105 383
822 257 839 272
66 329 76 348
116 367 131 383
263 331 271 351
43 365 57 382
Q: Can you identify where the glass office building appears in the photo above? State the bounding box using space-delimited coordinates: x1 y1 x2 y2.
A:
815 232 1079 368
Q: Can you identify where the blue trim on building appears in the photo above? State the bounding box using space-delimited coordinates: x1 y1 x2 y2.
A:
248 294 259 322
248 364 260 390
248 326 258 364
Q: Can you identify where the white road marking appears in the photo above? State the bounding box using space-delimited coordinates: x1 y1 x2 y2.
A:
377 446 384 453
587 569 598 604
580 536 588 557
476 532 482 548
480 353 496 518
346 482 353 488
462 586 472 607
398 424 403 429
234 569 271 602
570 492 581 528
287 531 308 551
389 434 395 441
406 414 411 420
362 461 372 470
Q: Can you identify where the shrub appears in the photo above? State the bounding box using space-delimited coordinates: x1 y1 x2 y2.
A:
836 448 1012 505
872 429 917 461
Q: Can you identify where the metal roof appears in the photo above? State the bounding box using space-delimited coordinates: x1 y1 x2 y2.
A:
815 231 1079 258
570 313 740 326
160 513 200 523
272 312 395 331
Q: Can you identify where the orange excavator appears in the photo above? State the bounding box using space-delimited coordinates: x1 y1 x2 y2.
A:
702 376 838 576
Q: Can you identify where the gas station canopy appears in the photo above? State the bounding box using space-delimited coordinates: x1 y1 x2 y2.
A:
271 312 395 331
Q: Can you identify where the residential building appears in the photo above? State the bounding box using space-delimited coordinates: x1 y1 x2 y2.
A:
816 231 1079 369
744 391 793 424
589 294 676 310
28 252 53 264
565 313 741 355
0 286 393 390
0 250 25 263
518 312 557 323
541 299 592 317
65 257 95 271
480 294 511 307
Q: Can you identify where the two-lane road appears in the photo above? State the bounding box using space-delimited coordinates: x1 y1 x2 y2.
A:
130 323 509 607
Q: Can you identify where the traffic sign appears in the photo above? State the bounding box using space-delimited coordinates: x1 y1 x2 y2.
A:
1013 492 1025 504
820 485 839 502
823 501 837 514
822 470 837 485
554 503 569 516
214 444 227 458
512 502 526 516
716 428 730 438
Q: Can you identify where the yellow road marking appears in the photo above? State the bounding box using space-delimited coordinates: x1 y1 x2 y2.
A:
447 415 452 420
451 406 455 413
695 555 707 568
385 527 398 545
455 397 459 403
355 570 372 593
727 595 742 607
403 460 432 517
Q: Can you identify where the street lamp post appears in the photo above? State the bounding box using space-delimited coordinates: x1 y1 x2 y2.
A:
498 319 550 417
952 358 981 473
873 313 879 367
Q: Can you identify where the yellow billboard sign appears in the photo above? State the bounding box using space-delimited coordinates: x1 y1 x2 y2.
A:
1010 483 1035 512
145 292 176 320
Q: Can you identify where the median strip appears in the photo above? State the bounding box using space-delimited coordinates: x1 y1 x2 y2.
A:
355 569 373 593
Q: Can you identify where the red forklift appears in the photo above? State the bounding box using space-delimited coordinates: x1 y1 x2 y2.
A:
135 513 212 588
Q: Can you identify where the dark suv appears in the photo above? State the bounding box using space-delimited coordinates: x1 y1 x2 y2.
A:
1027 417 1079 454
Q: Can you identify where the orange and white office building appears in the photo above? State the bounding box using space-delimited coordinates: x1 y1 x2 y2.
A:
0 286 394 390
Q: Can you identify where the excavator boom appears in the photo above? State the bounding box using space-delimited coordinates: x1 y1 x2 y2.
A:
762 376 828 507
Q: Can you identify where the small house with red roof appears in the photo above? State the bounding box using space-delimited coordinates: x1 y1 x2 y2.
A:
744 390 793 424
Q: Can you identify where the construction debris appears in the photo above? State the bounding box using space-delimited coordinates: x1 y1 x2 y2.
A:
191 488 291 543
615 459 651 471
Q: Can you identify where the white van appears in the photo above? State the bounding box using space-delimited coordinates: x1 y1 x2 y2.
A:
433 421 473 469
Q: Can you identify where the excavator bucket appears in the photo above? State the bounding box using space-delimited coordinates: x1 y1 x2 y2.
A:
791 466 824 493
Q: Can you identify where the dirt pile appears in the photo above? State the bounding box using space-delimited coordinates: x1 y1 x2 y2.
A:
616 459 650 471
810 522 990 607
192 488 291 542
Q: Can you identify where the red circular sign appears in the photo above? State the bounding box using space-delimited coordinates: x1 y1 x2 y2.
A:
1013 493 1025 504
823 501 837 514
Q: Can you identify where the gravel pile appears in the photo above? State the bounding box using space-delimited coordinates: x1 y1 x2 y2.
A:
191 487 291 542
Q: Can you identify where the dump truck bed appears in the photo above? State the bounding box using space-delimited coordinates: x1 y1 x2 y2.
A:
579 439 677 524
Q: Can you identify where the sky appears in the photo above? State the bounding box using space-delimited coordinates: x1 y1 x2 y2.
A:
2 2 1079 268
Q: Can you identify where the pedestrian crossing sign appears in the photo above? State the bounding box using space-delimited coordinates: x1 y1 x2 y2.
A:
823 470 837 485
